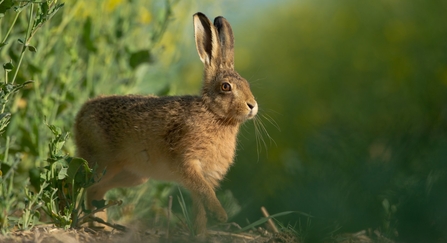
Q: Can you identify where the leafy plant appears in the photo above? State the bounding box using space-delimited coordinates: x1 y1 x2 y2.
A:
0 152 21 233
39 123 98 229
17 183 44 230
1 0 181 233
0 81 32 134
0 0 64 232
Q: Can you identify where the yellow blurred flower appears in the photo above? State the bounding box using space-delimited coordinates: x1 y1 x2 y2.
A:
139 8 152 24
73 0 124 18
105 0 124 12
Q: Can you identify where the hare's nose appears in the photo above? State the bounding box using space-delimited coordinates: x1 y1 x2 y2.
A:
247 102 258 117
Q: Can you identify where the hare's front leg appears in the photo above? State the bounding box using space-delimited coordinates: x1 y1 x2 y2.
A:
191 193 207 234
180 159 227 234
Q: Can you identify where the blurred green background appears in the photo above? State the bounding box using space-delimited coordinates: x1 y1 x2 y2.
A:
184 0 447 242
1 0 446 242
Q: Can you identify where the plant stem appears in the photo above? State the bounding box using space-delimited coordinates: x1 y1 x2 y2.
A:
11 3 34 84
1 101 6 113
3 136 9 162
1 11 22 45
1 9 23 87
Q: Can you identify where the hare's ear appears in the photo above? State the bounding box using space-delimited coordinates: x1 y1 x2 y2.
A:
193 12 221 66
214 16 234 69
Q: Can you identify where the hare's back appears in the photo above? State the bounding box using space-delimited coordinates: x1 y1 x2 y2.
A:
74 95 203 147
74 95 193 182
75 95 151 136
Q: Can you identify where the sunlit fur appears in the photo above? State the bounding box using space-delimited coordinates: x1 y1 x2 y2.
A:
73 12 257 234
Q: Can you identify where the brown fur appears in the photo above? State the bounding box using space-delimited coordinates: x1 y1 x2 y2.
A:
73 12 257 234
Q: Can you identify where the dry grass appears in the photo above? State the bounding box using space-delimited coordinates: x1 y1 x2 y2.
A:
0 224 275 243
0 224 397 243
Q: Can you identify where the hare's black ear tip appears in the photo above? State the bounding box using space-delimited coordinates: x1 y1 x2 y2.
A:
213 16 223 26
214 16 230 29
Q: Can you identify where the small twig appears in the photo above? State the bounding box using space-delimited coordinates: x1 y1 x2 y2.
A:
83 227 98 234
89 216 127 232
261 206 278 233
226 222 242 231
207 230 261 240
78 200 122 223
166 195 173 239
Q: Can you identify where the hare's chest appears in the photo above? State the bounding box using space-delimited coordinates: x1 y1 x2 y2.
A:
198 130 238 186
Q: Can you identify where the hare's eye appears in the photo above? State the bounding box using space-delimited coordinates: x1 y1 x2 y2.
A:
221 82 232 92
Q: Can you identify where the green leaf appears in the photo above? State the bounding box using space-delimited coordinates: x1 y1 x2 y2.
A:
17 80 32 91
5 83 13 92
29 167 42 191
0 112 11 122
0 163 11 177
27 45 37 53
46 122 61 136
129 50 152 69
92 199 106 209
0 0 14 19
32 2 64 35
58 167 68 180
13 2 29 12
18 38 24 44
0 112 11 134
3 61 13 71
66 157 87 182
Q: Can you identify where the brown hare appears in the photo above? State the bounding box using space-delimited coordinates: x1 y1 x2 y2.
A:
74 12 258 234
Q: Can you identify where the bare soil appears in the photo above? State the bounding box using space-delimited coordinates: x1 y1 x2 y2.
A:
0 225 292 243
0 224 393 243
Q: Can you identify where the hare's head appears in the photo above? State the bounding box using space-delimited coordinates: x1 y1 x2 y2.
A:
194 12 257 124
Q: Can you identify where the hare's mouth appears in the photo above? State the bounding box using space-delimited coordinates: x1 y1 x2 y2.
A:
236 104 257 122
246 111 256 120
230 110 257 124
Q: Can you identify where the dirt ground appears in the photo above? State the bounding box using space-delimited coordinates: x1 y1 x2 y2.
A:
0 224 396 243
0 225 300 243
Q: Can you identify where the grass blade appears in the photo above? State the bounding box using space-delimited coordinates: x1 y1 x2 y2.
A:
235 211 313 233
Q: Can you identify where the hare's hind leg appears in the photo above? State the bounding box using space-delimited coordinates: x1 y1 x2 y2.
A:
86 162 148 227
85 162 124 227
87 170 143 208
180 159 227 234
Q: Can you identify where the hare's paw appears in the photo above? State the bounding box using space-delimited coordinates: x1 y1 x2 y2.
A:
209 205 228 223
194 222 207 236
